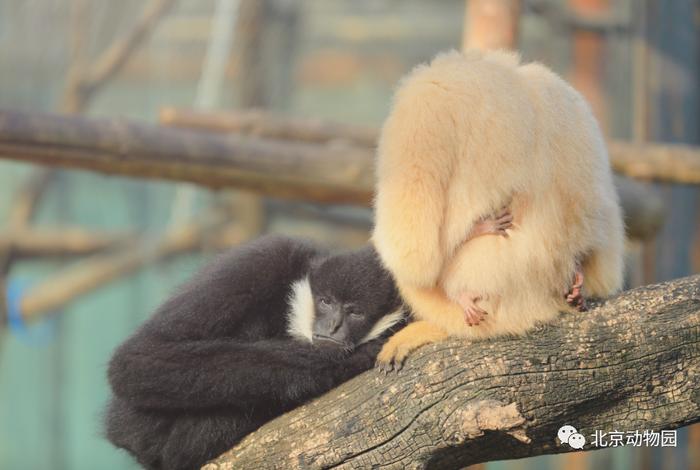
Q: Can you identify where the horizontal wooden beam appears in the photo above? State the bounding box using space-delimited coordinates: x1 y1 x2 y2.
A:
160 107 378 147
0 110 373 205
0 110 666 239
608 140 700 185
0 227 132 258
160 108 700 186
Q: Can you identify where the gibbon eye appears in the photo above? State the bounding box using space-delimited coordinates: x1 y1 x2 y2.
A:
319 297 331 306
347 307 362 318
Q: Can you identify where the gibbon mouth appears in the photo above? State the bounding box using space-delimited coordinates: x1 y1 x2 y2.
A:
312 334 344 345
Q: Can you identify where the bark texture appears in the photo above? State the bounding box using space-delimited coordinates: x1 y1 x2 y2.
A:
203 275 700 469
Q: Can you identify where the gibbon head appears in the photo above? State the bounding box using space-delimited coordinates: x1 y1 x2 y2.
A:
308 245 404 350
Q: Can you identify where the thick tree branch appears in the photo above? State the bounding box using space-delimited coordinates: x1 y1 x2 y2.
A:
608 140 700 185
0 110 372 205
204 275 700 469
0 110 664 239
158 108 700 187
159 107 379 147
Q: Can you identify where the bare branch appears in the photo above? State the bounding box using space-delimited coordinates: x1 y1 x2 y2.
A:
64 0 177 112
84 0 177 92
0 227 132 258
18 213 229 323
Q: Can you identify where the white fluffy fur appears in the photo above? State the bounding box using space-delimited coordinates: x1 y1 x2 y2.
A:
286 276 405 345
359 307 406 344
287 277 314 342
372 49 625 342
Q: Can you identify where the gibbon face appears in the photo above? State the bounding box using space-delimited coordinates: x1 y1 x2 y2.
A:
311 292 366 349
308 246 403 350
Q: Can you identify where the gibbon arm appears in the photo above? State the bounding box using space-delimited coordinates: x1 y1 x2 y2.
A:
108 336 383 410
376 285 463 371
141 234 321 341
376 319 449 372
107 234 357 410
373 88 462 288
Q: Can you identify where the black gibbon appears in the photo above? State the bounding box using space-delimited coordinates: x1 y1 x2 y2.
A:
104 235 406 470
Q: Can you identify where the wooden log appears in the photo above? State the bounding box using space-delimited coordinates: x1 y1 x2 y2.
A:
159 107 379 147
0 110 373 205
204 274 700 469
0 110 666 239
462 0 521 51
0 170 55 329
0 228 133 258
158 108 700 186
609 140 700 185
18 215 228 323
569 0 610 133
0 169 54 273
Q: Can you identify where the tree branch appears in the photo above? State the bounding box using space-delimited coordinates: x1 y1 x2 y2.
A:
158 108 700 187
203 275 700 469
17 212 230 323
0 110 372 205
0 227 132 258
159 107 379 147
0 110 665 239
63 0 176 113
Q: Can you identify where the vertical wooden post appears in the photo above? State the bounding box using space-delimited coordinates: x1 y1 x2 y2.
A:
462 0 521 51
233 0 269 108
569 0 610 131
224 0 271 246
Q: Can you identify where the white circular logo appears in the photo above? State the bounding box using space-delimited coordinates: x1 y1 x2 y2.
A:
568 433 586 449
557 425 578 444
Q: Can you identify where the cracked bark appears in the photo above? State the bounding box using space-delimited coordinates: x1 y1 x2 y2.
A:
203 275 700 469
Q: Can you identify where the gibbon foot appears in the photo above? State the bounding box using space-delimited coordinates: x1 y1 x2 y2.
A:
468 209 513 241
375 321 449 373
565 267 586 311
456 292 488 326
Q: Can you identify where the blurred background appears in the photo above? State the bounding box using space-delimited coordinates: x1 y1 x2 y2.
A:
0 0 698 469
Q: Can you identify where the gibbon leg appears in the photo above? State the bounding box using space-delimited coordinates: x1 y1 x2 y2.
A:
466 208 513 241
455 292 489 326
565 264 586 311
376 320 449 372
452 209 510 325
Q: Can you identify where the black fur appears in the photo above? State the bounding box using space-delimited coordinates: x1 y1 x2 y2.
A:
104 235 404 470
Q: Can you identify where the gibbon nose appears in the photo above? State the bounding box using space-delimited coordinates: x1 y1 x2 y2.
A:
329 313 343 334
322 306 345 335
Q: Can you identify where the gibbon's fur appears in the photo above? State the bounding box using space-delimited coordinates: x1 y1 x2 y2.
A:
372 50 624 366
105 235 406 470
